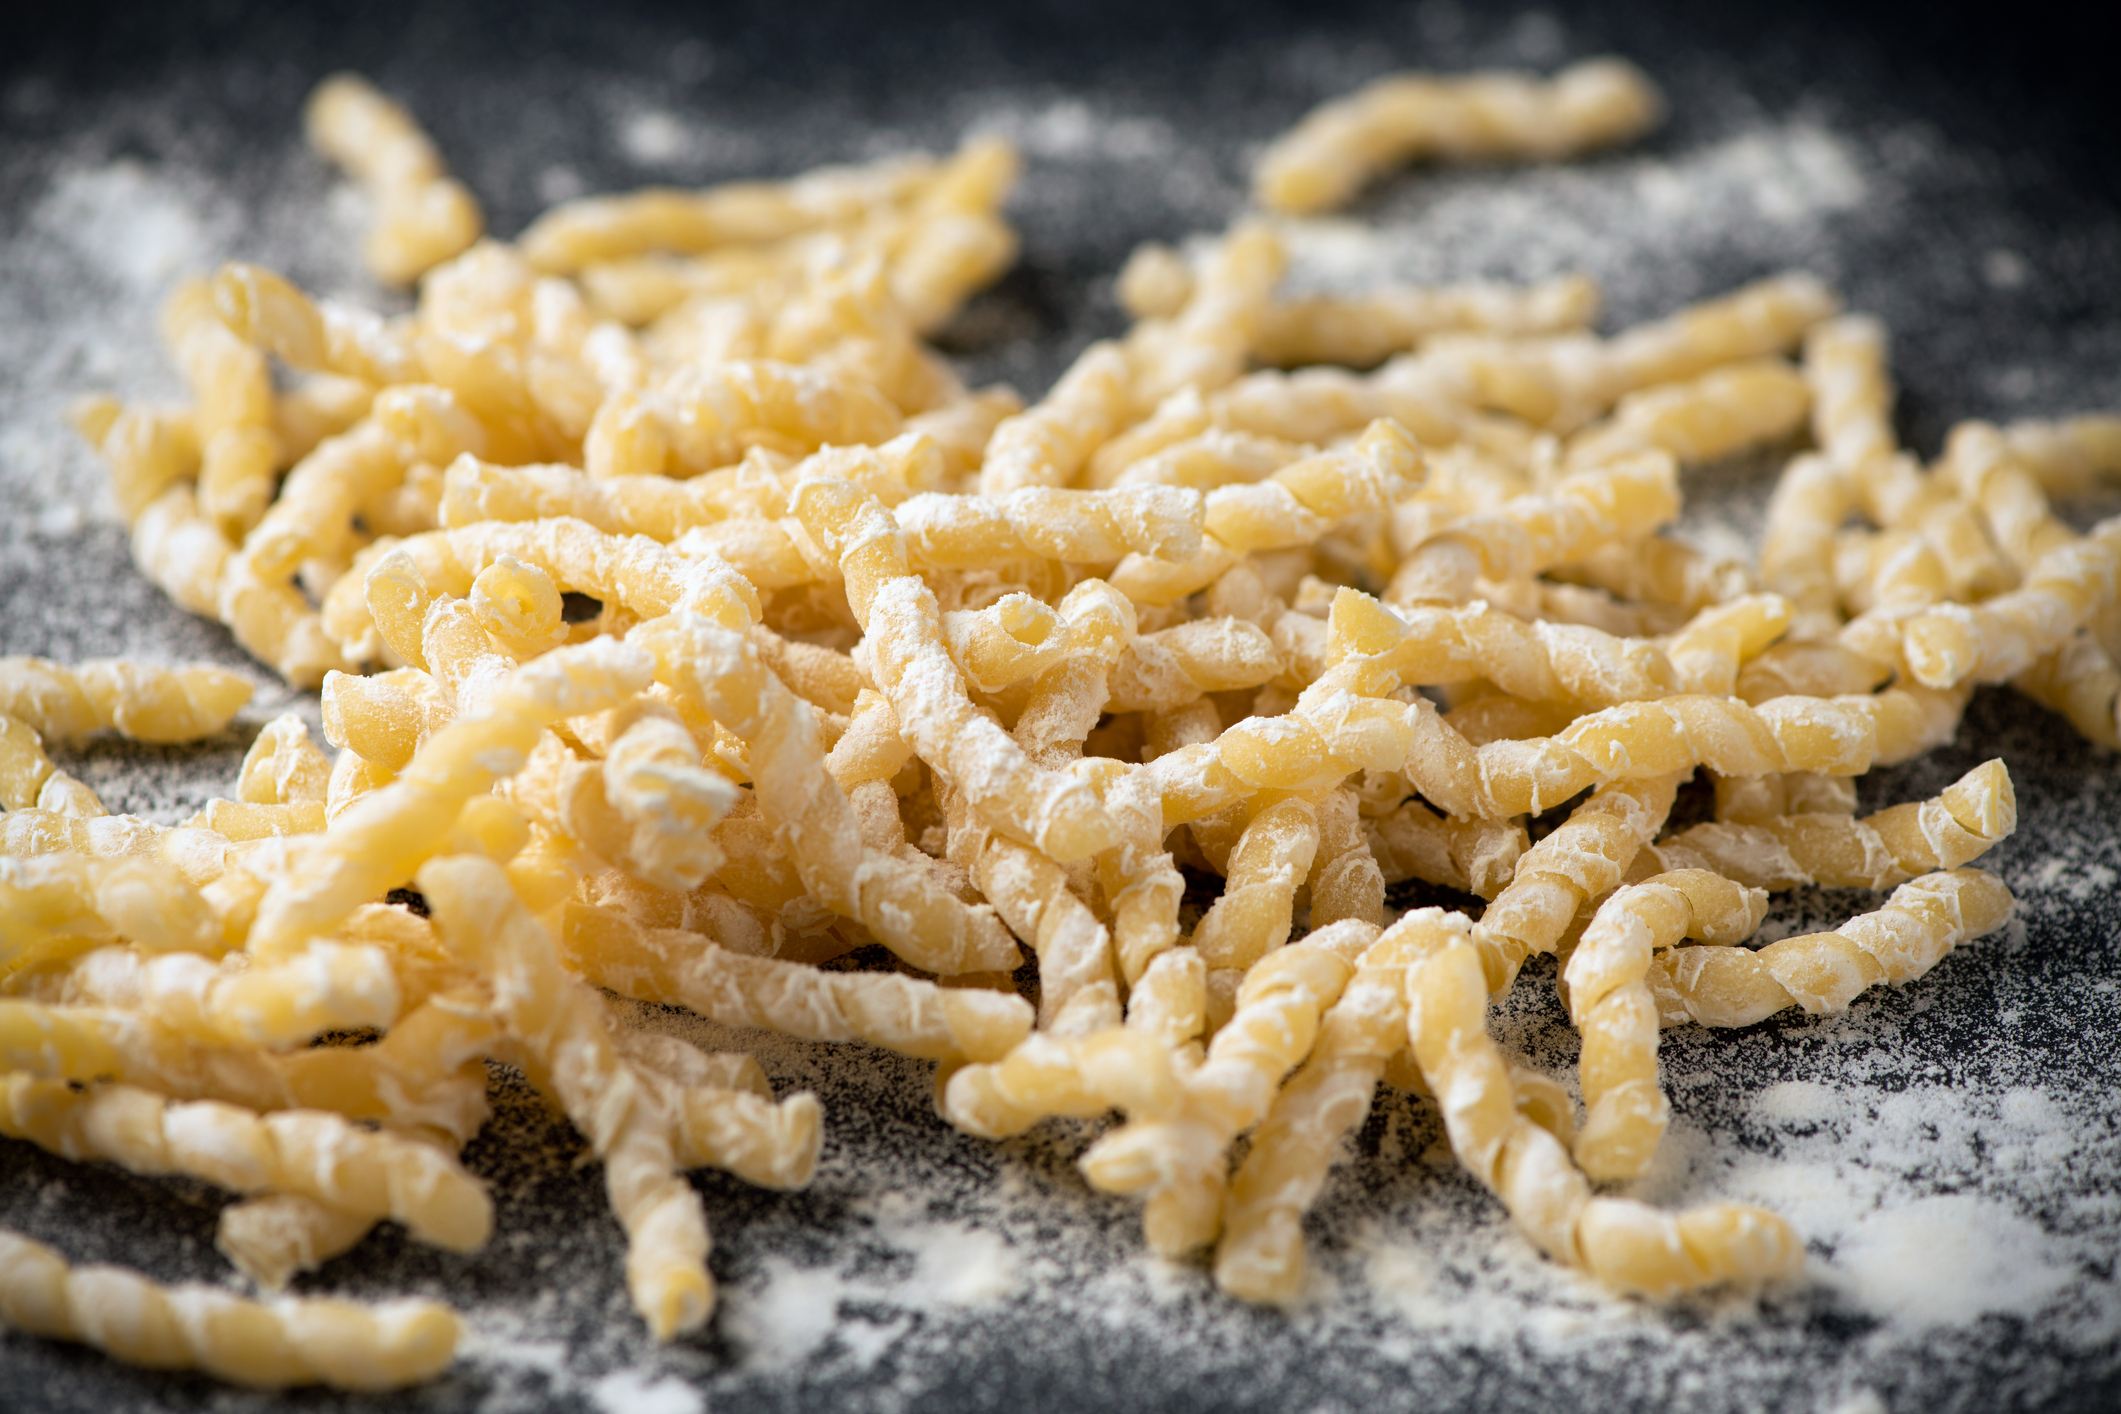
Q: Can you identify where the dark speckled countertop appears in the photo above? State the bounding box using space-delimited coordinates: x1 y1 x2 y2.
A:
1 2 2118 1410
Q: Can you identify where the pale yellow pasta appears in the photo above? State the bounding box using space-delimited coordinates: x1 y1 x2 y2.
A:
1652 869 2013 1028
68 397 198 524
1389 451 1678 605
247 640 653 959
1307 787 1386 928
2001 413 2121 498
1009 578 1138 769
943 785 1121 1035
1403 910 1802 1296
49 51 2099 1376
237 714 333 807
559 903 1030 1064
0 1227 458 1389
518 150 938 273
1080 921 1375 1256
131 484 235 620
1252 274 1602 368
306 74 482 285
0 657 251 745
211 262 421 385
1476 773 1683 987
1602 271 1840 391
1644 757 2015 892
2015 631 2121 749
978 342 1136 495
1213 919 1428 1302
1254 57 1661 214
418 855 708 1339
1115 420 1420 605
1361 794 1526 899
160 278 282 537
1563 357 1809 470
1191 797 1321 973
1551 533 1753 615
1128 222 1286 405
0 852 221 964
1564 870 1767 1179
632 613 1019 974
0 1075 489 1252
940 1028 1179 1140
895 483 1205 568
1107 616 1284 712
789 475 1118 863
215 1195 378 1292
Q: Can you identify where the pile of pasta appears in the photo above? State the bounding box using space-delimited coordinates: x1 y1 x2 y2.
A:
6 58 2116 1389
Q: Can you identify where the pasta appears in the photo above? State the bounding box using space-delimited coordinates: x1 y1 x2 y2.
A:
26 52 2084 1391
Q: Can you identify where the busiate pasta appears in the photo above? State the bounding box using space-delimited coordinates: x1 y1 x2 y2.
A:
13 52 2085 1388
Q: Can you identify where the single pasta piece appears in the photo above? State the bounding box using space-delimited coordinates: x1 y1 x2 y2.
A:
216 1195 379 1292
1651 869 2014 1028
160 279 282 538
1563 870 1767 1179
1643 757 2015 893
939 1028 1180 1140
0 658 251 745
418 855 710 1340
1254 57 1662 214
0 713 101 819
0 1227 458 1390
1551 534 1754 616
131 484 234 620
0 1075 490 1254
1563 358 1809 470
979 342 1136 494
2001 413 2121 498
67 397 197 525
305 74 482 285
1309 788 1386 928
210 262 421 386
237 714 332 807
1251 274 1602 368
0 852 222 962
1191 797 1321 973
53 942 401 1049
1402 910 1804 1297
2015 631 2121 749
895 483 1204 569
559 902 1031 1063
1128 222 1286 405
517 149 941 272
1602 271 1840 392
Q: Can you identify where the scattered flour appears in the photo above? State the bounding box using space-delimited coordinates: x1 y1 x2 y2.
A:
590 1368 709 1414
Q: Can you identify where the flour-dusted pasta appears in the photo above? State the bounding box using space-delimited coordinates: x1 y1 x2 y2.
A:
28 50 2103 1390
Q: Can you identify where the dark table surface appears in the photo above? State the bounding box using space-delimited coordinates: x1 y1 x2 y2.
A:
1 2 2118 1410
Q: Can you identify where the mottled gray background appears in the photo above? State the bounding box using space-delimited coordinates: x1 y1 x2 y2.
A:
0 2 2118 1411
